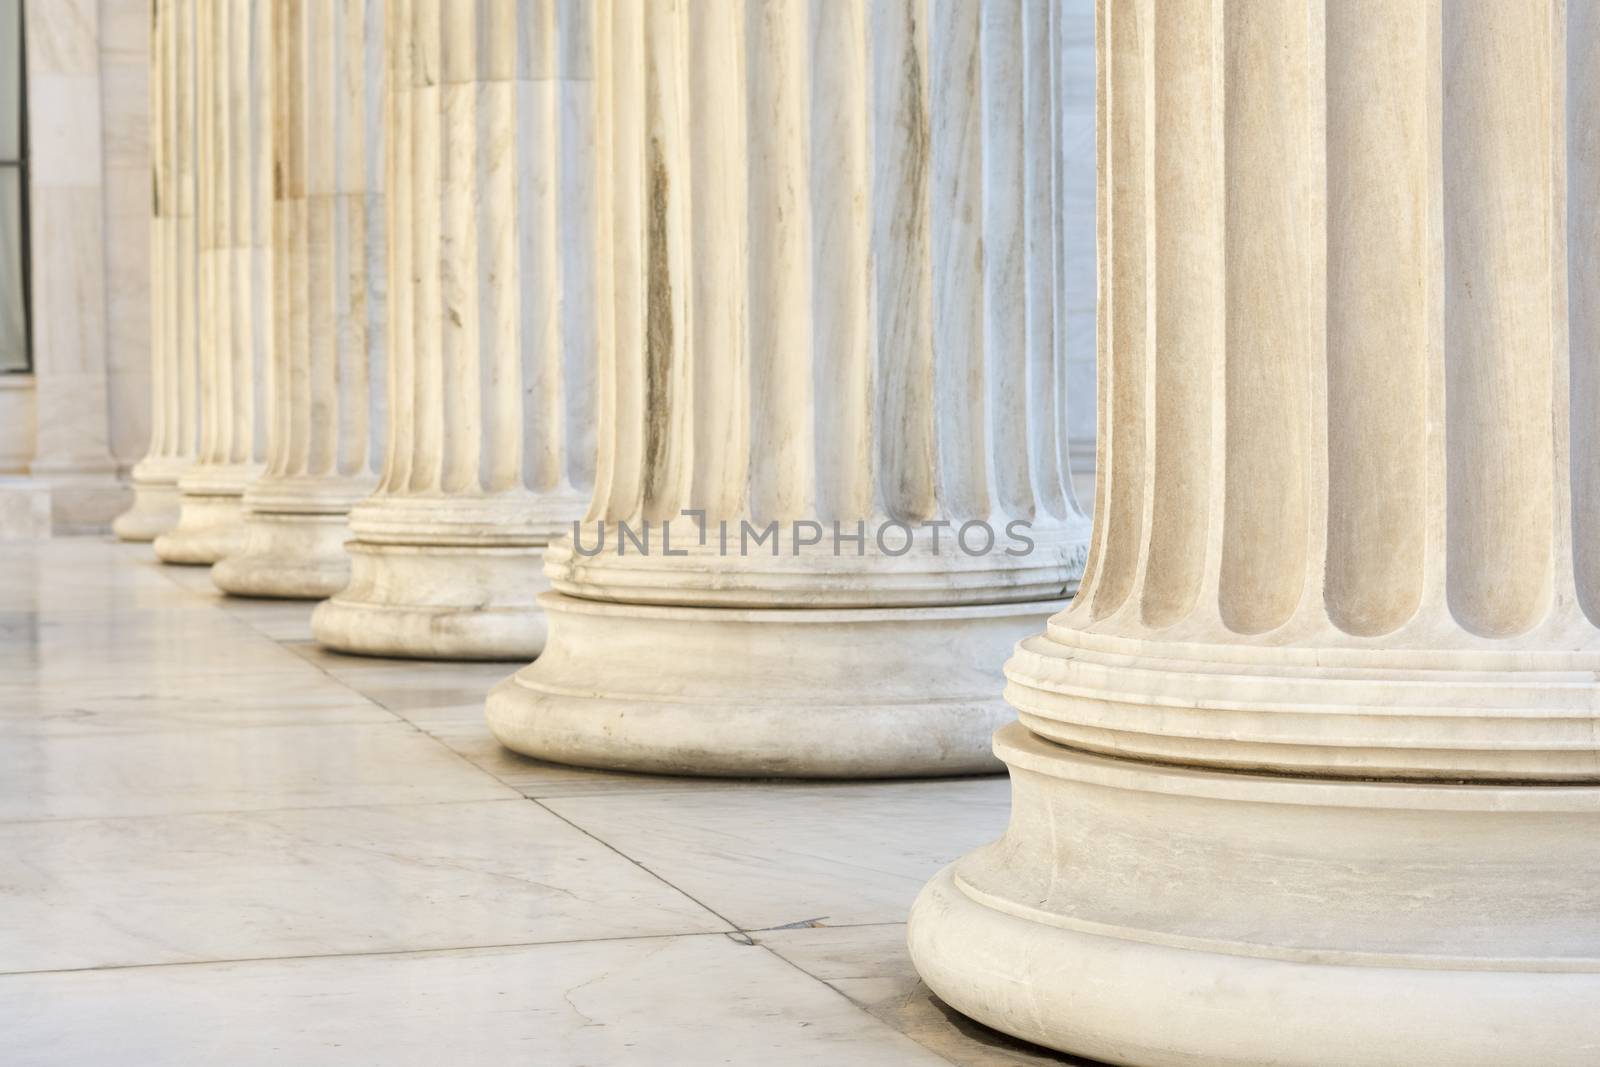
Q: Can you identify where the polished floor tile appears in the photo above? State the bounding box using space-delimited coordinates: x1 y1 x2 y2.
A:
0 722 512 819
757 924 1091 1066
0 538 1051 1064
0 935 950 1067
0 798 727 972
542 779 1014 929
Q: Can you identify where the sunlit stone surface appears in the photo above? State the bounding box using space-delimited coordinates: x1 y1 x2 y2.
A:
487 1 1091 777
909 2 1600 1063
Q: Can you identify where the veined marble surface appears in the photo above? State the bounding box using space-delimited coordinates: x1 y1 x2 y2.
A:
0 538 1090 1066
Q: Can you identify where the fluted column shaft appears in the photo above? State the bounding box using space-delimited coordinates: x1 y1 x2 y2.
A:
547 0 1087 607
488 0 1091 778
910 3 1600 1063
154 0 272 566
213 0 386 598
115 0 197 542
310 0 592 659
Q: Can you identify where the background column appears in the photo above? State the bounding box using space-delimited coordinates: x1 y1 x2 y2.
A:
310 0 592 659
909 1 1600 1062
115 0 195 541
153 0 271 566
487 0 1091 777
214 0 385 597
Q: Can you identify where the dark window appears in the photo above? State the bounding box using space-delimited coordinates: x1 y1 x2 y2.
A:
0 0 28 373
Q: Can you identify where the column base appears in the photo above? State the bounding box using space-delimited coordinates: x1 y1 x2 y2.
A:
310 540 547 660
486 594 1061 778
907 723 1600 1066
112 461 186 542
212 512 354 599
152 493 247 565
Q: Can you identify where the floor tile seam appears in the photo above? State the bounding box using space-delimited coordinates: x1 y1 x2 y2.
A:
0 928 743 980
0 792 531 828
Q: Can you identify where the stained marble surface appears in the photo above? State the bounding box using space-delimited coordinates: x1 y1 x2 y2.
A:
0 538 1085 1064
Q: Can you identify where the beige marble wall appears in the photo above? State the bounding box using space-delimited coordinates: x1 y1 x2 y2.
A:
2 0 151 532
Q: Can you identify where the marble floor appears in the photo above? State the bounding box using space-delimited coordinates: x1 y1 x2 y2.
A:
0 538 1091 1066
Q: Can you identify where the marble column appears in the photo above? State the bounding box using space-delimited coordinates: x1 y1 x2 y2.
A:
909 2 1600 1062
310 0 592 658
486 0 1090 778
153 0 271 565
115 0 195 542
213 0 385 597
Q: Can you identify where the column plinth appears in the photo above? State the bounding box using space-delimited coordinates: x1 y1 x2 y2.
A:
214 0 385 599
909 1 1600 1060
488 1 1089 777
153 0 270 566
309 0 592 658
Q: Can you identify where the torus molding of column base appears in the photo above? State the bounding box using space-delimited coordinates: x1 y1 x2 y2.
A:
311 541 552 662
486 594 1064 779
908 723 1600 1067
213 515 358 600
112 458 187 543
153 464 261 566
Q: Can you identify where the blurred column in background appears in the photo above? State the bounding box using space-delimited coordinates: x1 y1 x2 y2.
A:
214 0 385 597
115 0 196 542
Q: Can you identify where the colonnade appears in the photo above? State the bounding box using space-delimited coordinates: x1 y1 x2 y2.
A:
115 1 1600 1063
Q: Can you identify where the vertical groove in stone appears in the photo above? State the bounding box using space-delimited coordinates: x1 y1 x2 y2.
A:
380 0 414 494
597 0 644 520
809 0 870 525
1323 0 1428 637
1573 0 1600 623
514 0 562 495
438 0 481 494
980 0 1031 520
195 0 220 467
1072 0 1112 610
175 0 199 464
1218 0 1311 635
1138 0 1218 630
869 0 935 524
147 0 167 458
686 0 748 521
1082 0 1147 621
407 0 442 493
639 0 691 520
305 0 337 479
928 0 986 521
479 2 521 493
269 0 305 481
559 0 599 497
1023 0 1066 524
228 0 253 464
250 0 276 464
1443 0 1554 638
747 0 814 524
